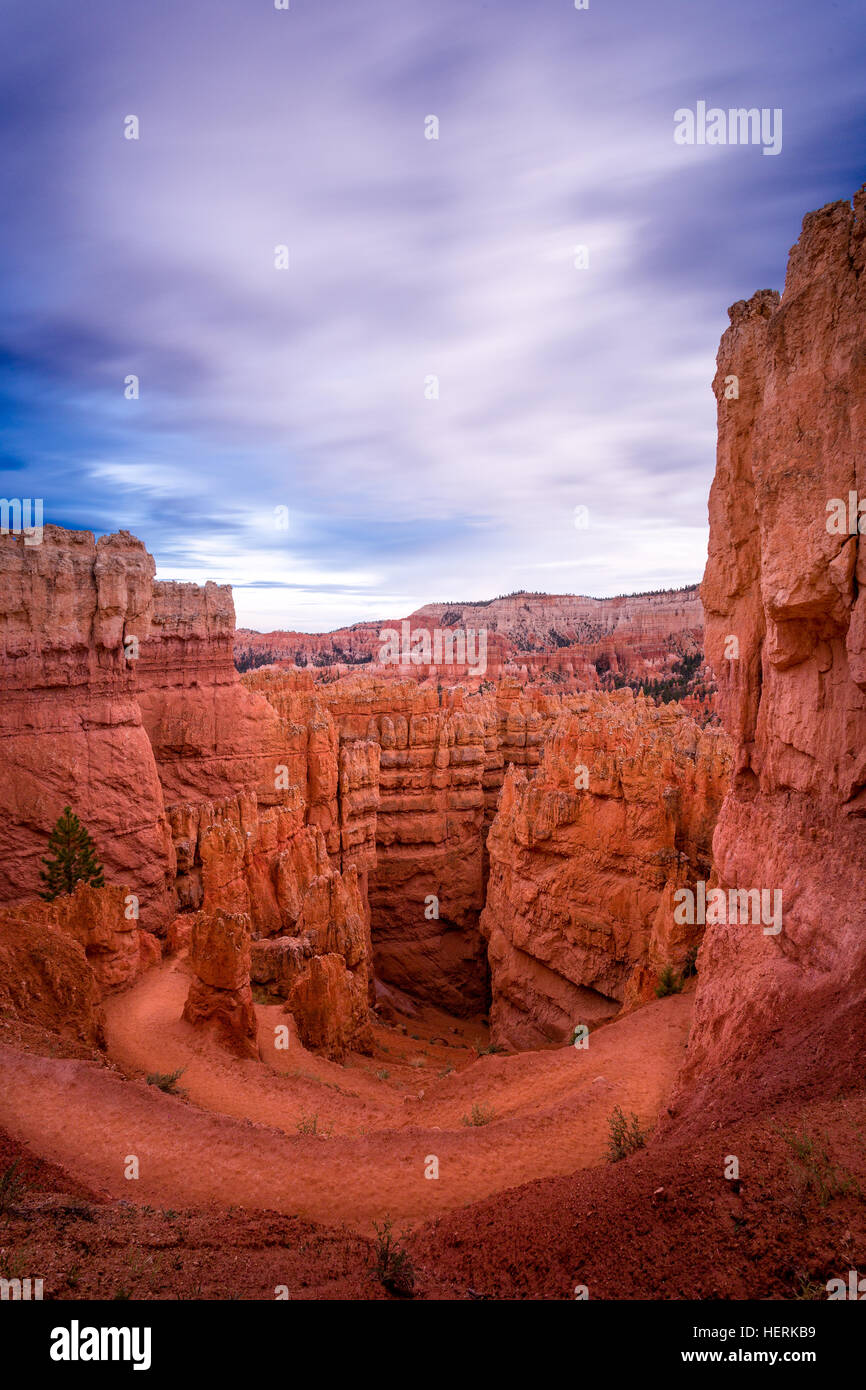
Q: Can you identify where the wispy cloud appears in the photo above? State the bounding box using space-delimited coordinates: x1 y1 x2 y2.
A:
0 0 864 628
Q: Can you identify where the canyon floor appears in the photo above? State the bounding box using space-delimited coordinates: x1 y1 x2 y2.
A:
0 957 692 1239
3 965 865 1301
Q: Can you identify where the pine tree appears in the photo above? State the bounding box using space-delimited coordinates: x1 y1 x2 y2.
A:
39 806 105 900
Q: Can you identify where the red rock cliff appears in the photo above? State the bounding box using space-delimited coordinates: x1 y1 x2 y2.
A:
481 691 730 1048
0 528 175 929
674 187 866 1124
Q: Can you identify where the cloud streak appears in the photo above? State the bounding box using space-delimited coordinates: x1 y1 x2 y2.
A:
1 0 864 628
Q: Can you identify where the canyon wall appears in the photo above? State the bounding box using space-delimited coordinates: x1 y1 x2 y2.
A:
673 188 866 1125
322 679 491 1012
0 528 176 929
0 527 726 1052
137 580 290 809
234 586 705 694
245 670 590 1015
410 587 702 650
481 691 731 1049
0 530 374 1058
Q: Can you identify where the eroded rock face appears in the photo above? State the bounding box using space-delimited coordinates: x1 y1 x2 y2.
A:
287 953 373 1060
39 882 159 997
0 528 175 931
323 680 490 1012
247 670 630 1015
480 691 731 1049
0 529 375 1058
674 188 866 1125
248 861 373 1060
0 906 106 1049
137 580 291 810
234 586 704 694
182 908 259 1058
135 583 375 1058
0 881 162 1048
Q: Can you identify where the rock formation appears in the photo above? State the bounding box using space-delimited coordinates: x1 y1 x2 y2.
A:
0 528 176 929
182 908 259 1059
674 187 866 1125
0 529 374 1058
244 671 593 1014
480 690 731 1048
37 882 161 997
0 880 162 1051
0 905 106 1050
321 679 490 1011
234 586 705 695
137 580 290 809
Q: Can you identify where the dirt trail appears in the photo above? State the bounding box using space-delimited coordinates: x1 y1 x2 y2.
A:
0 960 693 1233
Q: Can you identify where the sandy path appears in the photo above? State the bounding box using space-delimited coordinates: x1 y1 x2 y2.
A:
0 964 693 1233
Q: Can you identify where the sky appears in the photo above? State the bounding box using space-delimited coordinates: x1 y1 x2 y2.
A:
1 0 864 632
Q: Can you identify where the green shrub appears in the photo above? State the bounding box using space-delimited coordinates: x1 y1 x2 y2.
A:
607 1106 647 1162
655 965 683 997
146 1069 186 1096
296 1114 332 1138
373 1220 415 1296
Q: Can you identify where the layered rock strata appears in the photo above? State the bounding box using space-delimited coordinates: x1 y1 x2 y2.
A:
0 528 175 929
0 530 373 1057
480 691 731 1049
234 586 703 691
674 188 866 1124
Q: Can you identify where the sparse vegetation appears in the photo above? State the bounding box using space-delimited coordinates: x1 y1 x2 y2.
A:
296 1114 333 1138
0 1159 26 1214
681 944 699 978
373 1219 415 1296
792 1271 827 1300
146 1069 186 1096
607 1106 647 1162
780 1126 860 1206
376 1068 390 1081
462 1103 494 1127
655 965 683 997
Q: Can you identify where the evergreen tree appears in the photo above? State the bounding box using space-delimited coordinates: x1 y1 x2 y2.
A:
39 806 105 900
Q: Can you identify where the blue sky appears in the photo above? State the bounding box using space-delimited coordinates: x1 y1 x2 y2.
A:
1 0 864 630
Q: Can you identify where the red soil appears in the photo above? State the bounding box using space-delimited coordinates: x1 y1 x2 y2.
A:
0 956 692 1235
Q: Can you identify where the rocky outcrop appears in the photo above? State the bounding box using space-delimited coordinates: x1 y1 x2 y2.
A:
249 859 373 1060
673 188 866 1125
413 586 701 640
0 906 106 1050
246 670 616 1014
247 849 373 1059
137 580 291 810
0 528 176 931
0 880 162 1050
481 691 731 1049
38 882 160 997
317 680 490 1012
182 908 259 1058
